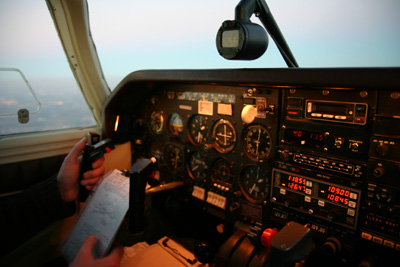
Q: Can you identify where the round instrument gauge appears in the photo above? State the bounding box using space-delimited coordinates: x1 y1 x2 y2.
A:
168 112 184 135
211 119 237 153
149 110 164 135
239 165 269 203
188 115 208 145
242 124 272 162
164 143 184 173
188 151 208 181
212 158 234 184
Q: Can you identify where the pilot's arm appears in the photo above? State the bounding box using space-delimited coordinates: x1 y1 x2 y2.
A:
0 137 104 258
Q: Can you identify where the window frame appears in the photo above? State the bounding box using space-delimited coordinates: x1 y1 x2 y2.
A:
0 0 108 164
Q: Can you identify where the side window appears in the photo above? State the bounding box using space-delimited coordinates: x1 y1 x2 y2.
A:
0 1 96 136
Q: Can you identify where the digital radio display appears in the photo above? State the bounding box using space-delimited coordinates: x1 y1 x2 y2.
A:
312 102 348 116
318 184 356 206
284 128 325 148
280 173 310 192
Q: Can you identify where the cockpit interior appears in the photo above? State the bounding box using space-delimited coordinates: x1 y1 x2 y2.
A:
0 0 399 266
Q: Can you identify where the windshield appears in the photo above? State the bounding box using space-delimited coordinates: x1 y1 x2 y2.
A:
89 0 400 90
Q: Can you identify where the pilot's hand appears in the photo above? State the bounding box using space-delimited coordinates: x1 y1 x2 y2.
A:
69 235 123 267
57 137 105 203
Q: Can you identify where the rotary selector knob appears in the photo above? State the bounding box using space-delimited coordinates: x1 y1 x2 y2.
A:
322 237 342 256
376 143 389 157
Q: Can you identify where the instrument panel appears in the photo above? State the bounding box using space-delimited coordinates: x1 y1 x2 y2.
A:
141 84 279 208
104 68 400 265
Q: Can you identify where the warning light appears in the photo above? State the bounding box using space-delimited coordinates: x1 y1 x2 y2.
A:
114 115 120 132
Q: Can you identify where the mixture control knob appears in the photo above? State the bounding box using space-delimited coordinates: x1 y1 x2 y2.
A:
260 228 278 248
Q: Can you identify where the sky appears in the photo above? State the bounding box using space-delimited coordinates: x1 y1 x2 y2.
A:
86 0 400 89
0 0 399 134
0 0 399 90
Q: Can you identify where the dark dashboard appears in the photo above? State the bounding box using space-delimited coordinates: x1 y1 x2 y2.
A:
103 68 400 266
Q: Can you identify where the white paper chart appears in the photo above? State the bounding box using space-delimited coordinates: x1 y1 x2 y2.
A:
61 169 129 262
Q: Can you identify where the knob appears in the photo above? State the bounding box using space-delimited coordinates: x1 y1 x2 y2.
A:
194 241 215 264
376 143 389 157
321 237 341 256
241 105 258 124
327 209 339 222
284 196 297 208
373 167 385 178
260 228 278 248
279 151 290 161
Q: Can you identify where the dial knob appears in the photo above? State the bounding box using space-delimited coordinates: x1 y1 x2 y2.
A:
373 166 385 178
279 151 290 161
376 143 389 157
321 237 342 256
194 241 215 264
327 209 339 222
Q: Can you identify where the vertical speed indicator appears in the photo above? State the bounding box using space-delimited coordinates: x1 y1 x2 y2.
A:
242 124 272 162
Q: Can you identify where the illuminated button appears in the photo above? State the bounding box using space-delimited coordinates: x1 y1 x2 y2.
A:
192 186 205 201
305 196 311 202
305 188 312 195
350 192 358 200
311 113 322 117
306 181 313 187
335 115 347 120
383 240 395 249
287 109 302 118
349 201 356 208
354 117 365 123
323 114 334 118
280 188 286 195
347 209 355 216
307 102 312 113
361 232 372 241
318 200 325 207
372 236 383 245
